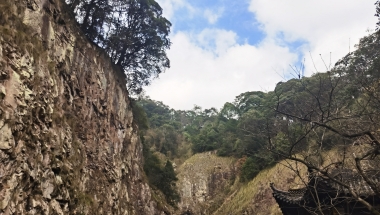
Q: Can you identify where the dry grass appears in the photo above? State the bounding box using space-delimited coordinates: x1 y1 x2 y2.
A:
213 158 308 215
212 144 380 214
178 152 235 177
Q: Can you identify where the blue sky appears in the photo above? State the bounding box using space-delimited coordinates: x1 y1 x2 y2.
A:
145 0 378 110
172 0 265 45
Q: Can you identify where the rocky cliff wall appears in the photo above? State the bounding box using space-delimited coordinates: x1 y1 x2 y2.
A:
176 152 238 215
175 152 308 215
0 0 167 214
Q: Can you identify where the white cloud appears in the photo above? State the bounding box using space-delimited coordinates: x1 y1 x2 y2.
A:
204 8 224 24
155 0 194 21
195 28 237 55
146 0 378 110
248 0 377 75
145 30 298 110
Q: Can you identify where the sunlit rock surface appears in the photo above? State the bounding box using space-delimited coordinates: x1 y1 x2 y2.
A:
176 152 238 215
0 0 168 214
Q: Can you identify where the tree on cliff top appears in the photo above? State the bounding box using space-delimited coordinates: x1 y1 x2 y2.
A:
66 0 171 94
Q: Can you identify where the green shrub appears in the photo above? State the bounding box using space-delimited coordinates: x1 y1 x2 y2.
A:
143 143 180 206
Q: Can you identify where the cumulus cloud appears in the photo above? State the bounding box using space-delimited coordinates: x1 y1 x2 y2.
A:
155 0 194 21
194 28 236 55
145 30 298 110
145 0 377 110
248 0 377 74
204 7 224 24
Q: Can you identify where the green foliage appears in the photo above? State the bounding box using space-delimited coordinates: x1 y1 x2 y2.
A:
162 161 180 205
241 150 276 182
135 97 181 205
191 125 220 153
138 29 380 187
143 146 180 206
138 98 172 128
240 157 260 182
131 99 149 131
234 91 267 116
144 125 179 156
66 0 171 94
137 97 195 159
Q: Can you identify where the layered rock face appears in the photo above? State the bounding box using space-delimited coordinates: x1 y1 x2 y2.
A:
176 152 238 215
0 0 164 214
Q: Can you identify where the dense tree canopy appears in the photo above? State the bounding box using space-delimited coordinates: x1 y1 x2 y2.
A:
127 2 380 210
132 31 380 215
135 95 278 181
66 0 171 94
134 28 380 188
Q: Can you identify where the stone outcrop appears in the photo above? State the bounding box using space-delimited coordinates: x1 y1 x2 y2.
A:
176 152 238 215
0 0 168 214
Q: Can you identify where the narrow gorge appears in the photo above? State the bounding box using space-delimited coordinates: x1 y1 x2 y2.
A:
2 0 380 215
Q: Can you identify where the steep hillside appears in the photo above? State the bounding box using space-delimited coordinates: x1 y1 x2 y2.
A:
214 159 307 215
175 152 239 215
175 152 307 215
174 148 367 214
0 0 169 214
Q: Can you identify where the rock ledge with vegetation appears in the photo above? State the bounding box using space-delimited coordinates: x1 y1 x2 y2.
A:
0 0 167 214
